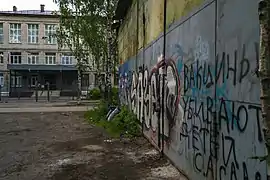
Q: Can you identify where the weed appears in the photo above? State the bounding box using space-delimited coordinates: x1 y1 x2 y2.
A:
85 102 140 138
88 88 101 100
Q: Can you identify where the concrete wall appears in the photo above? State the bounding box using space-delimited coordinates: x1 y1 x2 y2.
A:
117 0 206 65
118 0 268 179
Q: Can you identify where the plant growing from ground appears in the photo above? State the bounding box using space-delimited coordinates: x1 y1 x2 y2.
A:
106 106 140 138
111 86 119 105
84 100 107 124
84 103 140 138
88 88 102 100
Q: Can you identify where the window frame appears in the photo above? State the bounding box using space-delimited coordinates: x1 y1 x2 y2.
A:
10 52 22 64
0 75 4 87
27 24 39 44
0 52 3 64
0 23 3 44
9 23 22 44
11 76 22 87
45 53 56 65
30 76 37 87
61 55 73 65
27 53 39 64
44 24 57 44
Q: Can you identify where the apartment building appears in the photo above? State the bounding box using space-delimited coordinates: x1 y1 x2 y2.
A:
0 5 94 97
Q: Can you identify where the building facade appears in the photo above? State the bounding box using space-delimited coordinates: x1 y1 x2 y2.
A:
0 5 94 97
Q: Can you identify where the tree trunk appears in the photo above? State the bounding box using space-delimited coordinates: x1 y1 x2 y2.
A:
258 0 270 166
96 54 106 99
77 70 82 104
105 0 113 106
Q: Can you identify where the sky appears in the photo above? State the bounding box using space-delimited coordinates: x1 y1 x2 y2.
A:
0 0 59 11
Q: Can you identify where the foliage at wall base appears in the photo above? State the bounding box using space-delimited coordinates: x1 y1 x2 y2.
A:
84 102 140 138
87 87 119 105
87 88 102 100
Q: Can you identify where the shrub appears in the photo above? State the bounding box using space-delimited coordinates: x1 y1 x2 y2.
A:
111 87 119 105
84 103 140 138
88 88 101 100
107 106 140 138
84 100 107 124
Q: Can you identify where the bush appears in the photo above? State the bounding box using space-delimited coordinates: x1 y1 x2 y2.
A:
87 87 118 103
84 103 140 138
106 106 140 138
84 100 107 123
88 88 101 100
111 87 119 105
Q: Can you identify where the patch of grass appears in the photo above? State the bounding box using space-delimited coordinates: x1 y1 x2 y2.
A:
84 101 107 124
111 87 119 106
84 102 141 138
87 88 102 100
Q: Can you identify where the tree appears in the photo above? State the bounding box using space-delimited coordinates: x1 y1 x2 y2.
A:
258 0 270 165
53 0 112 103
105 0 118 105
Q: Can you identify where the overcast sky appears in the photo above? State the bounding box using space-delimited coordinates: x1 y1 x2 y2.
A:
0 0 59 11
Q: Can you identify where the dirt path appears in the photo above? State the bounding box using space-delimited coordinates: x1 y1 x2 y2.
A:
0 112 185 180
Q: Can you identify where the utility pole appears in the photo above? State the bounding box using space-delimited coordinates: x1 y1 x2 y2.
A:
258 0 270 165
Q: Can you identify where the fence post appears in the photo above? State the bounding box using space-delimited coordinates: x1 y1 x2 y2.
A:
47 82 50 102
35 81 38 102
0 85 2 102
18 88 20 100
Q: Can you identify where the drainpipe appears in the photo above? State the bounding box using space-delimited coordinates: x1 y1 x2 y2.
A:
136 1 139 71
137 0 144 135
161 0 167 156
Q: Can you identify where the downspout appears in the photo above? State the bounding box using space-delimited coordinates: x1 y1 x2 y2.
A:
214 0 218 177
136 0 139 71
137 0 144 135
141 1 147 135
161 0 167 156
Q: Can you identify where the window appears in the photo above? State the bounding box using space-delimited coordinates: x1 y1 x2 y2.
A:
9 23 21 43
28 24 39 43
0 75 4 87
61 54 73 65
30 76 37 87
11 76 22 87
0 23 3 44
44 24 57 44
28 53 39 64
0 52 3 64
45 53 56 65
82 74 89 87
10 52 21 64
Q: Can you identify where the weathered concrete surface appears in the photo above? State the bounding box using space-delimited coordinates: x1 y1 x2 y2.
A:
0 99 100 108
0 106 92 113
0 112 186 180
118 0 267 179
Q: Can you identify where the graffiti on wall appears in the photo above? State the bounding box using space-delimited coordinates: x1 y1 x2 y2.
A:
119 36 267 180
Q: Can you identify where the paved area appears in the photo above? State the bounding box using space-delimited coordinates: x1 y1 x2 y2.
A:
0 111 186 180
0 99 99 109
0 106 93 113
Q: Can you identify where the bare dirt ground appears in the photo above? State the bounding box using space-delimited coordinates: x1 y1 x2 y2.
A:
0 111 186 180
